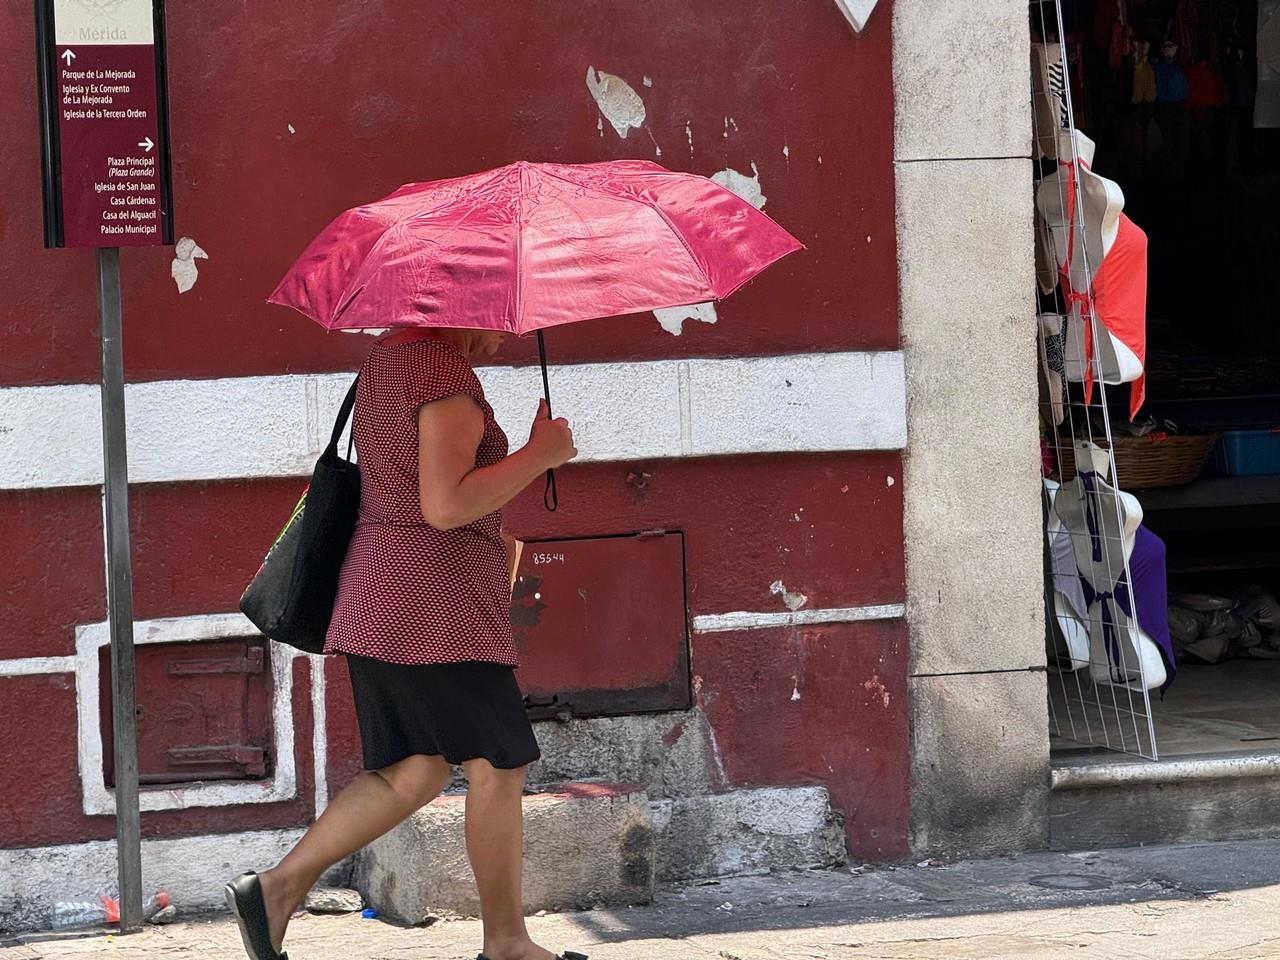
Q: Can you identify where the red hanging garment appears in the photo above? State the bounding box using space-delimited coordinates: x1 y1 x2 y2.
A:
1091 214 1149 419
1057 159 1149 420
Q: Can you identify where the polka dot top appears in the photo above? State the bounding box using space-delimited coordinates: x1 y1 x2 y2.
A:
324 338 517 666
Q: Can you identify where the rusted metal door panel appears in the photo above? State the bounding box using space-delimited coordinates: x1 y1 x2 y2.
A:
101 638 273 785
512 531 691 718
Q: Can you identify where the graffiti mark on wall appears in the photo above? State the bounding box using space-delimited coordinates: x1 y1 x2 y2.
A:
586 67 646 138
170 237 208 294
770 579 809 612
654 301 718 337
712 164 766 210
863 673 891 708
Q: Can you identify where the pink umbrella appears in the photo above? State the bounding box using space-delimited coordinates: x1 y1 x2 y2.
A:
270 159 801 334
269 159 803 507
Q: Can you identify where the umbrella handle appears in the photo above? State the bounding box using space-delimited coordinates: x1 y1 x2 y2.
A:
538 330 558 512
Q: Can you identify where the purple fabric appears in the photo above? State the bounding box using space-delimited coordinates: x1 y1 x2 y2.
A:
1078 524 1176 695
1129 525 1176 695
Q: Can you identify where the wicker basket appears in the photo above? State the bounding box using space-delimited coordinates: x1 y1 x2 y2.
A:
1054 433 1221 489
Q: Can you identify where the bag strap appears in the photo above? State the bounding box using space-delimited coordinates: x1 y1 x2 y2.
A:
328 376 359 459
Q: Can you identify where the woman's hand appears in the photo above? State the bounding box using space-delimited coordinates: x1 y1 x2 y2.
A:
526 399 577 469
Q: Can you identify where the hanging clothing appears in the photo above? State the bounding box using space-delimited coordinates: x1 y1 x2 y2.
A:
1090 213 1149 419
1258 0 1280 127
1056 464 1175 694
1186 61 1229 112
1154 58 1190 102
1175 0 1200 67
1055 159 1148 419
1094 0 1122 55
1110 23 1134 70
1038 313 1068 426
1127 526 1177 694
1133 57 1158 103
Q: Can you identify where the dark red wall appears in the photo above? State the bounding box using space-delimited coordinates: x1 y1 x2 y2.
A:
694 620 911 860
0 1 906 858
0 1 897 386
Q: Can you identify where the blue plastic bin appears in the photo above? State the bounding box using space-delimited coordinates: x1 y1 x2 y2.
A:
1210 429 1280 476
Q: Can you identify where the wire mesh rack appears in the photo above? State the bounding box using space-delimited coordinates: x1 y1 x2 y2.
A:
1032 0 1162 760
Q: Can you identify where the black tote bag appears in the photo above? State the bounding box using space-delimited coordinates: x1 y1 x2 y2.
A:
240 378 361 654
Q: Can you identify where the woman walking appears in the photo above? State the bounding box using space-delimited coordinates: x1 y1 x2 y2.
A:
226 326 582 960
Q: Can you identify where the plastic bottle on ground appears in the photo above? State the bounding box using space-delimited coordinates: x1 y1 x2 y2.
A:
52 892 171 929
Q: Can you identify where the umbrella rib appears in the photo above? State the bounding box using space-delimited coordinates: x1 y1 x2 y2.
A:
515 163 527 334
534 165 717 299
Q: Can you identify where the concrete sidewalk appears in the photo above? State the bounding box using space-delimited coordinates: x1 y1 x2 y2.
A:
5 838 1280 960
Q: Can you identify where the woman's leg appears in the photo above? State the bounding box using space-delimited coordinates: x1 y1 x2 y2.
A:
257 753 452 951
462 759 556 960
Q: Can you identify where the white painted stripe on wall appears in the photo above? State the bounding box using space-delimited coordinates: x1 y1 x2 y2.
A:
0 351 906 490
692 604 906 633
0 655 76 676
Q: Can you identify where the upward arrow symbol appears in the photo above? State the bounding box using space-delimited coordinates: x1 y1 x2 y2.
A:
61 49 76 66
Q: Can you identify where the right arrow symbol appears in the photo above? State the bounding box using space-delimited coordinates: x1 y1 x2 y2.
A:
138 137 155 153
61 49 76 65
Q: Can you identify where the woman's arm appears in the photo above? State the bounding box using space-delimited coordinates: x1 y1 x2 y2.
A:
417 395 575 530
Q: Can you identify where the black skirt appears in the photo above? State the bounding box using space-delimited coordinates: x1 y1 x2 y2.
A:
345 653 540 771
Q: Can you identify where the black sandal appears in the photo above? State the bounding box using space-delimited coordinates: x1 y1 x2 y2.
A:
224 872 288 960
476 953 587 959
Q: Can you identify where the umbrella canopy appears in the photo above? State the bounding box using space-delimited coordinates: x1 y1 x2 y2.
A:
268 159 802 335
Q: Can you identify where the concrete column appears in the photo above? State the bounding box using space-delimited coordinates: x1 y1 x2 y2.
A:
893 0 1051 857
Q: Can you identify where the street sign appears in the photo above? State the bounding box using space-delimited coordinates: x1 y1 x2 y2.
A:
35 0 174 248
32 0 175 932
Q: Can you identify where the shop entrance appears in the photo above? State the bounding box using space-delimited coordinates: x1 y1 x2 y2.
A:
1032 0 1280 766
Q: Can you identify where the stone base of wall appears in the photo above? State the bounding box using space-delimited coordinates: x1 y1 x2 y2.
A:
355 782 847 922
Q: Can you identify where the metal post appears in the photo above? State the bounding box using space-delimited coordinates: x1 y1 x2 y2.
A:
96 247 144 932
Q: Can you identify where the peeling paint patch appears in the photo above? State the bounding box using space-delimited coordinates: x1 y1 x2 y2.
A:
834 0 880 32
712 163 766 210
339 327 388 335
790 677 801 702
647 127 663 158
662 720 687 746
769 579 808 612
653 301 718 336
170 237 208 294
642 75 653 87
685 121 694 155
863 674 891 708
287 123 296 135
782 144 790 161
886 475 896 487
586 66 645 138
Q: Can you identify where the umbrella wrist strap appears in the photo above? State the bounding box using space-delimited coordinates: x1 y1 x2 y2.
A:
537 331 558 512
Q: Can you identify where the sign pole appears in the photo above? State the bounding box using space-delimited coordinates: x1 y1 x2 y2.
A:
36 0 173 931
96 246 144 933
